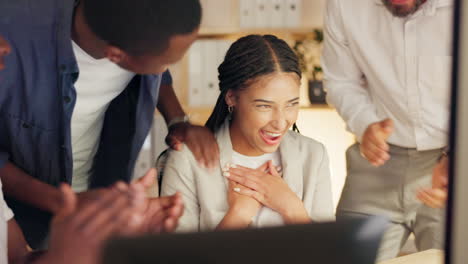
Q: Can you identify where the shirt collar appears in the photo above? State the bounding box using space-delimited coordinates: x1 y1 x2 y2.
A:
57 0 79 74
426 0 454 15
374 0 453 7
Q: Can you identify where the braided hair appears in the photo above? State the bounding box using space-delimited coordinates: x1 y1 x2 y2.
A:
205 35 302 133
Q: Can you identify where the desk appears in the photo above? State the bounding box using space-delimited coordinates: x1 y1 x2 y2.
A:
379 250 444 264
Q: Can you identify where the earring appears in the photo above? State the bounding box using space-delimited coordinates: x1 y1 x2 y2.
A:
227 105 234 121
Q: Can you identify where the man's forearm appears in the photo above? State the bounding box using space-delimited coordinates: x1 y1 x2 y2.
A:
157 84 186 124
0 162 62 213
7 219 30 264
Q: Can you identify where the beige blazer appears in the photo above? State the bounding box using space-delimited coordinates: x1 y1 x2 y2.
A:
160 120 335 233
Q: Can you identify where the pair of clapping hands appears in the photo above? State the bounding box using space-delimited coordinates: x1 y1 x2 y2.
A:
360 119 448 209
39 169 183 264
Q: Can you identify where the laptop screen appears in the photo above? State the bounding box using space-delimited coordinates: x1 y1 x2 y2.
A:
102 216 388 264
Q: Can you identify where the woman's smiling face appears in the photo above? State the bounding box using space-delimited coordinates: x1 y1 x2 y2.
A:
227 72 301 156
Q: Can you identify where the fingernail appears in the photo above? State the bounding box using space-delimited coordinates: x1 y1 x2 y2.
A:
222 166 229 172
276 166 282 171
233 187 240 192
223 172 230 177
116 182 127 191
230 164 237 168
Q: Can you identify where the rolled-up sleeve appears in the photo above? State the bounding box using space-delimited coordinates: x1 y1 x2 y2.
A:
161 69 173 86
322 0 380 141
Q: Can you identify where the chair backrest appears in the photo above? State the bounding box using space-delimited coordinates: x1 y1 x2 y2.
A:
154 149 169 196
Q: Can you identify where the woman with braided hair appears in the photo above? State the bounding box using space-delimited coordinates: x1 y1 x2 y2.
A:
161 34 335 232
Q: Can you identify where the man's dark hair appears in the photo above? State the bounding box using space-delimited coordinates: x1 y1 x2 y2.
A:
83 0 202 56
205 34 302 133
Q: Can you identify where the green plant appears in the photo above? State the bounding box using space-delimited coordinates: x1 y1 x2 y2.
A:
293 28 324 81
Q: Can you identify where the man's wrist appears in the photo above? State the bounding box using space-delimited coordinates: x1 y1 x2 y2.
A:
50 186 66 214
353 116 382 143
167 115 190 129
439 147 450 162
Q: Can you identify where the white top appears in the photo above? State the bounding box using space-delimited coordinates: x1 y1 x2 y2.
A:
231 150 284 228
71 41 135 192
322 0 453 150
0 180 14 264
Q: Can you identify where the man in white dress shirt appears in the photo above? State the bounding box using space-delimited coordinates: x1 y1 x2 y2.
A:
322 0 452 261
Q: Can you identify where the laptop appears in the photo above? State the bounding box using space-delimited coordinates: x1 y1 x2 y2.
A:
102 216 388 264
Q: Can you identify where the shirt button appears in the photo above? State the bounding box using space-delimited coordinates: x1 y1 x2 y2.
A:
63 96 71 103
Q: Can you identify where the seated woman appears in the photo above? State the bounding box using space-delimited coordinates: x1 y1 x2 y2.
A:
160 34 334 232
